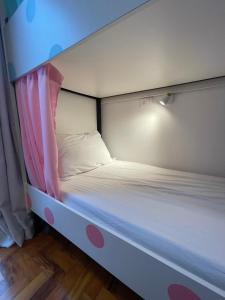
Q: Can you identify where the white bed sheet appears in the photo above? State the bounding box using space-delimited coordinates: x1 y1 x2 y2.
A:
61 160 225 290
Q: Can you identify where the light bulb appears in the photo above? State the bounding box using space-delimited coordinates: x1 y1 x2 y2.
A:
159 100 166 106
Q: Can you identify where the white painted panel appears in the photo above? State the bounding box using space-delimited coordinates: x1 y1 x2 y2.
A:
28 185 225 300
102 79 225 177
4 0 149 80
53 0 225 97
56 90 97 134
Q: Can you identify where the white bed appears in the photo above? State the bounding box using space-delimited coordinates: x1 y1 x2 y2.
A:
61 160 225 291
27 92 225 299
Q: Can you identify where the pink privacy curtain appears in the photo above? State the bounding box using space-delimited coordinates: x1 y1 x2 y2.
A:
16 63 63 200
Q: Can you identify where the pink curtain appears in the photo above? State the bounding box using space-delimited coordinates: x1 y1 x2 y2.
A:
16 63 63 200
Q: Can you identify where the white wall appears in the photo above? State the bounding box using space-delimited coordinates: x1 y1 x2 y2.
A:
56 90 97 134
102 78 225 177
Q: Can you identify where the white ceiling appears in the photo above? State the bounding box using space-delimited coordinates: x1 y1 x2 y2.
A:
53 0 225 98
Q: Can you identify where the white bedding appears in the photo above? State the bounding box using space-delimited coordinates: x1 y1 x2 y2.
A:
61 160 225 290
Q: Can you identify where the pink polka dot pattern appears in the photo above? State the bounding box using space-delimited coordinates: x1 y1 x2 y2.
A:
168 284 201 300
86 225 104 248
44 207 55 225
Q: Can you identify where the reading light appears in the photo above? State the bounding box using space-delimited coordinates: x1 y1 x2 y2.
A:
159 100 166 106
158 93 174 106
139 93 174 106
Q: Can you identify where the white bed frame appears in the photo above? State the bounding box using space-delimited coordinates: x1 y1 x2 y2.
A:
28 185 225 300
26 90 225 299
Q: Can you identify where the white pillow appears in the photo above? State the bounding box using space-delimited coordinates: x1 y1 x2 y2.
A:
57 131 112 179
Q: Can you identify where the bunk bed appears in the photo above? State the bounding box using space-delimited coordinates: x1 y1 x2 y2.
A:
27 89 225 300
3 0 225 299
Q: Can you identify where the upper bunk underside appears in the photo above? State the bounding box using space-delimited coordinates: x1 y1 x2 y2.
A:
4 0 225 98
3 0 149 81
52 0 225 97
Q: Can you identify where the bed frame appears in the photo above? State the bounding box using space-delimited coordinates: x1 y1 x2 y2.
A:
26 89 225 299
28 185 225 300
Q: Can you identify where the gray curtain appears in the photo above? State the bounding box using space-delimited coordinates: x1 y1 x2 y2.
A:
0 30 33 247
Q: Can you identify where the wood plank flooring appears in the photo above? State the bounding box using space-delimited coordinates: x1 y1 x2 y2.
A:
0 230 142 300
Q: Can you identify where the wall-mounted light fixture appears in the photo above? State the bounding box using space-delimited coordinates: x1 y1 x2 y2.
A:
140 93 174 107
158 93 174 106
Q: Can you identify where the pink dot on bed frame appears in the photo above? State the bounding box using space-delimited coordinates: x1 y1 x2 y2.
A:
26 195 32 209
168 284 201 300
86 225 104 248
44 207 55 225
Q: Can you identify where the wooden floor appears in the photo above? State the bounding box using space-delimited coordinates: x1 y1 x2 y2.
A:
0 230 142 300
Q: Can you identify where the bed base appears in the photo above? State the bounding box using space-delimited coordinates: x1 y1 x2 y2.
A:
28 185 225 300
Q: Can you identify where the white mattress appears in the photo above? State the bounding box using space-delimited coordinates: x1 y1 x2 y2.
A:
61 160 225 290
